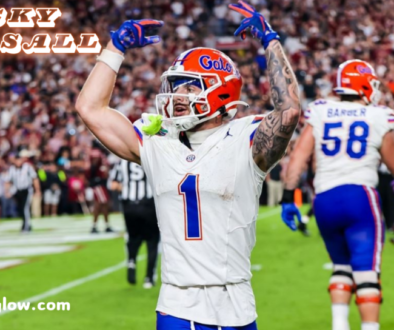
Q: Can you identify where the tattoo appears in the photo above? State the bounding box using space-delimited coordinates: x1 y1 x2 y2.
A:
252 41 301 171
279 124 296 134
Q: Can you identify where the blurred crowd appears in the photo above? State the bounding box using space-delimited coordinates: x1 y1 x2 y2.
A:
2 0 394 217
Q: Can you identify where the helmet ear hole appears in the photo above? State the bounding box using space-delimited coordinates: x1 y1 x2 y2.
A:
219 94 230 100
362 85 370 91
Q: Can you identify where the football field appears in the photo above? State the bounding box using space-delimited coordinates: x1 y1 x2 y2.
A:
1 206 393 330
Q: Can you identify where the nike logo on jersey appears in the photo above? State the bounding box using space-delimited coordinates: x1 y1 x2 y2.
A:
224 129 233 139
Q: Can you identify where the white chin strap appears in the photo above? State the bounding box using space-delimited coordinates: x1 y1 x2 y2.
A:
171 101 249 131
173 116 200 131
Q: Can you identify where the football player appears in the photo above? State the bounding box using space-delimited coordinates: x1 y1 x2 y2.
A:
75 1 301 329
281 60 394 330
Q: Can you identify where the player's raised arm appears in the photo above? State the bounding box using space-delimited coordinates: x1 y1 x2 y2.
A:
229 1 301 172
253 40 301 171
75 19 163 163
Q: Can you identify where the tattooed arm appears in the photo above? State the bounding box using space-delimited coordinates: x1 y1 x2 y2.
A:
252 40 301 172
283 124 315 190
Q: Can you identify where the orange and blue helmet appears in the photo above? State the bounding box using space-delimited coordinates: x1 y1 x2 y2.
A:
334 60 381 105
156 47 248 131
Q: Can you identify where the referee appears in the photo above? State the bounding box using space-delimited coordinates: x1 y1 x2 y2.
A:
111 159 160 289
5 152 41 232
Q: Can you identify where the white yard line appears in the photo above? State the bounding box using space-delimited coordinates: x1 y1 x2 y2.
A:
0 233 121 247
0 259 25 270
256 207 281 221
0 255 146 317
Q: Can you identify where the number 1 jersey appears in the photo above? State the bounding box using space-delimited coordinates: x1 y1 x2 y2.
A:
133 116 266 287
305 99 394 194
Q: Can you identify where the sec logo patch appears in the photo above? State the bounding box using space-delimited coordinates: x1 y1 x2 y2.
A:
186 154 196 162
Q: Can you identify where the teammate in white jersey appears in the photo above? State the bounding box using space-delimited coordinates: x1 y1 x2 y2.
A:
281 60 394 330
75 1 300 329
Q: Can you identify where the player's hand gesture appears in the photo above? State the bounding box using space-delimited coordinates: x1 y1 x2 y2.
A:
110 19 164 53
228 0 279 49
281 203 302 231
141 113 167 136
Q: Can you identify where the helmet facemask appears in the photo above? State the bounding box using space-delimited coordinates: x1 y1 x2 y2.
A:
368 79 381 105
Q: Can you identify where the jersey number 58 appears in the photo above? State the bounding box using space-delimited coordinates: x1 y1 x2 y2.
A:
322 121 369 159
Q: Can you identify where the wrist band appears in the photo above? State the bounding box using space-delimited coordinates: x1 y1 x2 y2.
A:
281 189 295 203
96 49 124 74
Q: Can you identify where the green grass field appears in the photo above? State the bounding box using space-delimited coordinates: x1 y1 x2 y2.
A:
1 206 393 329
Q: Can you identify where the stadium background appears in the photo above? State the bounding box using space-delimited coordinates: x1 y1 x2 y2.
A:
1 0 394 329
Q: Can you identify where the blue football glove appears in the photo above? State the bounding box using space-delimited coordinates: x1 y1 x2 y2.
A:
281 203 302 231
110 19 164 53
228 0 280 49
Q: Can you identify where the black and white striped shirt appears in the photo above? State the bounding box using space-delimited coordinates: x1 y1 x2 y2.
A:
5 163 37 191
111 159 153 203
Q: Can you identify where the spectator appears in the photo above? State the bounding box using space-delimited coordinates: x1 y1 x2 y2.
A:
88 148 113 233
67 169 86 215
39 162 62 216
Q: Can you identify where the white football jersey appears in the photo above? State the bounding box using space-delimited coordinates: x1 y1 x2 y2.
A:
134 115 266 286
306 99 394 194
